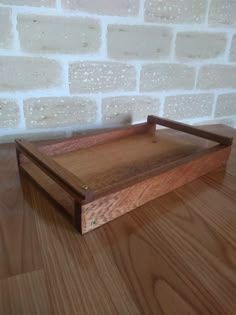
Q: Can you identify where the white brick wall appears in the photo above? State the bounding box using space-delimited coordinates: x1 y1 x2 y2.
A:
0 0 236 142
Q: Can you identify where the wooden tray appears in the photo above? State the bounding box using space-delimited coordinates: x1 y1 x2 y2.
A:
16 115 233 233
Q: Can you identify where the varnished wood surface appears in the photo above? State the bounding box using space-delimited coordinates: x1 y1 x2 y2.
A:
81 145 231 233
40 122 155 156
21 127 231 233
0 124 236 314
16 139 93 202
53 131 215 192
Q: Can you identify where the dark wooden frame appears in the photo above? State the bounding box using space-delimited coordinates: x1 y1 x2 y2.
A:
16 115 233 233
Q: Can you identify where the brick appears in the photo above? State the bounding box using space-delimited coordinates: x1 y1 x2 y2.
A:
197 65 236 89
164 94 213 120
145 0 207 24
69 62 136 93
230 35 236 62
0 100 19 128
0 57 61 91
24 97 97 128
17 15 100 54
209 0 236 27
102 96 160 124
62 0 139 16
140 64 195 92
0 0 55 7
107 25 172 60
176 32 227 61
215 94 236 117
0 8 13 48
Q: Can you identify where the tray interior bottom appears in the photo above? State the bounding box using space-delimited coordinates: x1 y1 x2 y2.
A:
52 130 214 192
20 129 217 214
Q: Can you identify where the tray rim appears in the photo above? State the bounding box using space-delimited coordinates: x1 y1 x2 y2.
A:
15 115 233 205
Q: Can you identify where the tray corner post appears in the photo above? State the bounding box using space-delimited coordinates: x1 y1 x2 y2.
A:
147 115 157 133
74 201 83 233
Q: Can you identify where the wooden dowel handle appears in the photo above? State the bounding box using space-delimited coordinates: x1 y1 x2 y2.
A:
147 115 233 146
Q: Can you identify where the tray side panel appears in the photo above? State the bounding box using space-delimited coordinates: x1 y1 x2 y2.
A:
20 164 75 217
16 140 93 202
81 145 231 233
39 123 156 156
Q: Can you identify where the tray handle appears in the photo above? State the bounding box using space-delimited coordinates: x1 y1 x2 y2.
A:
15 139 94 202
147 115 233 146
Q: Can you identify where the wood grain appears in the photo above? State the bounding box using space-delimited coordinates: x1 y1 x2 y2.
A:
81 145 231 233
1 124 236 314
20 126 232 233
0 270 50 315
16 139 93 202
53 131 211 193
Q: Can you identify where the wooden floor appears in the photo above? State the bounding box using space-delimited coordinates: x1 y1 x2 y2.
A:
0 124 236 315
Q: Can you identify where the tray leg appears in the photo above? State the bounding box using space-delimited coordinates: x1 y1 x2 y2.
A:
74 201 82 233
